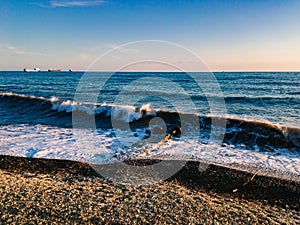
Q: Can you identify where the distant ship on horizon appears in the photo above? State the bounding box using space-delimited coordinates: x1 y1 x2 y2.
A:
23 68 79 72
48 69 61 72
23 68 40 72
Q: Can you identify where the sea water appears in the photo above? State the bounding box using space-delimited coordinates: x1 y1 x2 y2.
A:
0 71 299 180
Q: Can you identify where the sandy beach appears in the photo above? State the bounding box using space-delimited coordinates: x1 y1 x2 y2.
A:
0 155 299 224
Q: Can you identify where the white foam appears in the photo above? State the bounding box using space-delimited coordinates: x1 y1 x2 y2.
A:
51 98 97 115
50 97 156 122
111 103 156 123
0 91 47 100
0 124 299 181
0 124 115 164
141 139 300 181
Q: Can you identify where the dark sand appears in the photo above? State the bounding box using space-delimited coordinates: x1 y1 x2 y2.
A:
0 155 299 224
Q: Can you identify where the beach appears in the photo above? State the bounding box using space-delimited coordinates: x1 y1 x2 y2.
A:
0 71 299 224
0 155 299 224
3 0 300 223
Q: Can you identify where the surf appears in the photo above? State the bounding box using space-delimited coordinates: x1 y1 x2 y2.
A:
0 91 299 151
0 90 300 182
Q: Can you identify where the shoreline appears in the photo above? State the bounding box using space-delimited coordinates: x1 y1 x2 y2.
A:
0 155 299 223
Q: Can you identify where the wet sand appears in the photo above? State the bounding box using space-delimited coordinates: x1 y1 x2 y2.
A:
0 155 299 224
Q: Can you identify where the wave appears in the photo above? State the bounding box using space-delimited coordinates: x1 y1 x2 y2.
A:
287 91 300 95
0 91 156 123
224 96 299 105
0 91 299 153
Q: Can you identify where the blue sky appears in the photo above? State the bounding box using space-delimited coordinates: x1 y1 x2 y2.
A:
1 0 300 71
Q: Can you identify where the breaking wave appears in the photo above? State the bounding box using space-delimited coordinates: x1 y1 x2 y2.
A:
0 91 299 153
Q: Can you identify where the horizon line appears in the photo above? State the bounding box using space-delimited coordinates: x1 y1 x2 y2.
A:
0 70 300 73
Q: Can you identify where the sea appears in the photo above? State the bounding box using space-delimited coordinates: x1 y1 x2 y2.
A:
0 71 299 181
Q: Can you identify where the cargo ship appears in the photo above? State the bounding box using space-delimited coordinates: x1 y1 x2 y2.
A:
48 69 61 72
24 68 40 72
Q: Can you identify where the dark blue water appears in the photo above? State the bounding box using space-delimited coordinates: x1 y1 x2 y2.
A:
0 71 299 179
0 71 299 127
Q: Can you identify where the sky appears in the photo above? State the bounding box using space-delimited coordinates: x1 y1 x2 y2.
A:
1 0 300 71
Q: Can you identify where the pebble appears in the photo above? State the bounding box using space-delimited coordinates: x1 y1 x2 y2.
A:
22 172 36 178
0 159 298 224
